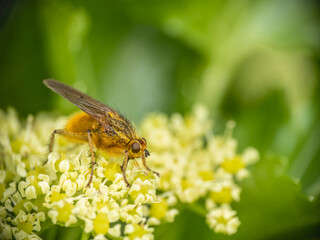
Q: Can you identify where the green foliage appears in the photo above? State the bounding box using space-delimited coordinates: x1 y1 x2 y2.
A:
40 226 83 240
233 154 320 239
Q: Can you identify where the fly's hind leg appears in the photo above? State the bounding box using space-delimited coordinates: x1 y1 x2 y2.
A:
44 129 87 165
86 130 97 187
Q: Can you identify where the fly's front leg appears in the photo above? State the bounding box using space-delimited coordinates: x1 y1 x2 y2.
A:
87 129 96 187
142 151 160 177
121 151 131 187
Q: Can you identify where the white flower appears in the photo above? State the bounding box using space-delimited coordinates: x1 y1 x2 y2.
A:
3 182 17 202
124 223 154 240
0 105 258 239
108 223 121 237
165 209 179 222
94 234 107 240
120 204 144 224
59 159 72 172
129 177 157 204
206 205 241 235
0 170 6 183
242 147 260 165
0 220 12 239
25 186 37 199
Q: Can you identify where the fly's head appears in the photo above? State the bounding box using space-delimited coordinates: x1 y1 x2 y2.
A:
128 137 149 159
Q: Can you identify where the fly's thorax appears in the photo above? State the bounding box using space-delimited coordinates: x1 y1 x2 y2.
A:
106 112 136 140
90 124 127 155
127 137 147 159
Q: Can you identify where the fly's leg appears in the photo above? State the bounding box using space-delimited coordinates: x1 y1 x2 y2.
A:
44 129 87 165
142 151 160 177
133 159 140 168
87 130 96 187
121 151 131 187
44 128 94 187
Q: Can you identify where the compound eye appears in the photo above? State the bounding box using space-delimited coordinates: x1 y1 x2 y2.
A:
142 137 147 145
132 142 141 154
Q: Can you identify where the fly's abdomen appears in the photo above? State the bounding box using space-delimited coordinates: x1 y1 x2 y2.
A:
65 112 96 140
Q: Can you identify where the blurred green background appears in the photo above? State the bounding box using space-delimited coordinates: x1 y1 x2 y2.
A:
1 0 320 239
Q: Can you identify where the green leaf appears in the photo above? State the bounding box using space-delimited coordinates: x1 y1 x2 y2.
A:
81 231 91 240
229 154 320 239
40 226 83 240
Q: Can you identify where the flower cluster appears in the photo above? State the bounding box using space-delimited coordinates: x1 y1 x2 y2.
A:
140 104 259 234
0 105 258 239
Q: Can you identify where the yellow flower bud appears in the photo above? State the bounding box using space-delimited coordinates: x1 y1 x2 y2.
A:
56 202 74 222
150 199 168 220
94 213 110 235
210 187 233 204
104 162 121 181
221 155 245 174
51 190 68 202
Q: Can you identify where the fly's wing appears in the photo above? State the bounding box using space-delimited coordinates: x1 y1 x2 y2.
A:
43 79 114 128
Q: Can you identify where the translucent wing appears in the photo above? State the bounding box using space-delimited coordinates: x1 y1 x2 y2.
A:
43 79 114 128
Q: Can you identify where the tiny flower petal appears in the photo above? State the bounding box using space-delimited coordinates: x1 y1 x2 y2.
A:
25 186 37 199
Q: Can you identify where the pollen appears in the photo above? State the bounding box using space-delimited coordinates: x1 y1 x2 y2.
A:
57 202 74 222
150 199 168 220
210 187 233 204
125 224 151 240
104 162 121 181
94 213 110 235
221 155 245 174
50 190 68 202
198 170 215 181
